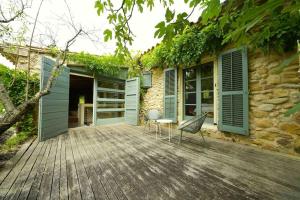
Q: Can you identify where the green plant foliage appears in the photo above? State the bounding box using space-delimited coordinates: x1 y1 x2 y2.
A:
222 0 300 52
141 22 223 68
1 131 33 151
141 0 299 69
0 64 39 106
67 52 126 76
0 102 4 114
0 64 39 134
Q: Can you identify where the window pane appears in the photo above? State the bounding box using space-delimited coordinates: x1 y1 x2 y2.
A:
185 105 196 116
185 80 196 92
98 92 124 99
184 68 196 80
201 78 213 91
97 103 124 108
97 112 124 119
98 80 125 90
201 62 213 78
201 91 213 104
185 93 196 104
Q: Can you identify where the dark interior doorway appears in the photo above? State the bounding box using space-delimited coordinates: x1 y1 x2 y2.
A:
69 74 93 128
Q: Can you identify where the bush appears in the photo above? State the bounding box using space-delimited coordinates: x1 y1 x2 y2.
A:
0 64 39 136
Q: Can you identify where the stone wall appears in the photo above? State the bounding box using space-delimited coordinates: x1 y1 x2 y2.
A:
140 67 164 123
248 50 300 154
141 50 300 156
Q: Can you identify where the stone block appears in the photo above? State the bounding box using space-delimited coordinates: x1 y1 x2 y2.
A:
254 118 273 128
294 138 300 154
273 88 289 98
291 93 300 103
281 77 300 84
279 122 300 135
293 113 300 124
252 110 269 118
276 138 292 146
264 98 288 105
267 75 281 85
258 104 274 112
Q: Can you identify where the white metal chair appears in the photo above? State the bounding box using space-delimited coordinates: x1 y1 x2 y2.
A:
144 109 161 133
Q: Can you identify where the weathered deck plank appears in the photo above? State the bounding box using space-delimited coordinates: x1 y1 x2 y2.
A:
26 139 53 199
107 126 262 199
50 135 62 200
73 130 111 200
122 124 299 199
0 139 39 199
17 140 49 200
38 138 59 200
65 134 81 200
4 141 45 200
59 134 68 200
0 124 299 200
69 130 95 200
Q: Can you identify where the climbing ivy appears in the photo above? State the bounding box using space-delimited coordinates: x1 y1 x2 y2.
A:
140 0 300 69
67 52 126 76
141 22 224 68
0 64 39 134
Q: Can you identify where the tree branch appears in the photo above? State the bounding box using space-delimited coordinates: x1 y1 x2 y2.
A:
0 28 83 134
0 0 25 23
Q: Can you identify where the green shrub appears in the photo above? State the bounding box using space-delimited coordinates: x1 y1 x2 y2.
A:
0 64 39 135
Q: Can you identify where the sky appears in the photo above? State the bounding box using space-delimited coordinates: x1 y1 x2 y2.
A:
0 0 202 68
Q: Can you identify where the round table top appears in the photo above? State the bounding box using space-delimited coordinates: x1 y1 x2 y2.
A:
157 119 173 123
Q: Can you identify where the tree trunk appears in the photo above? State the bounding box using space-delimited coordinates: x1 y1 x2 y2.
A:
0 83 15 113
0 29 82 135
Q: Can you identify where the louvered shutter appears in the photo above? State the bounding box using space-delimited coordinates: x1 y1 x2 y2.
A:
164 68 177 122
125 77 140 125
38 56 70 141
218 47 249 135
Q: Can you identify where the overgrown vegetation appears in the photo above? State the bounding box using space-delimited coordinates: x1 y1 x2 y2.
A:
0 132 33 151
140 0 300 69
0 64 39 137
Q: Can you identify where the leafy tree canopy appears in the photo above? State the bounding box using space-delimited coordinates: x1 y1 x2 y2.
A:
95 0 300 60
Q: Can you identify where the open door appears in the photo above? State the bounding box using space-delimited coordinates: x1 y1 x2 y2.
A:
38 56 70 141
125 77 140 125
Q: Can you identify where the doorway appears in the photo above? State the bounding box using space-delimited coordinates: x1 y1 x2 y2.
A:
68 74 94 128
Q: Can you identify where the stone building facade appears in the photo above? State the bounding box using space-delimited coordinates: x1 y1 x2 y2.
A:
141 49 300 156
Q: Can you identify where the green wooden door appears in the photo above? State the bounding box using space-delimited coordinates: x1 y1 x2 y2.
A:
125 77 140 125
38 56 70 141
164 68 177 122
218 47 249 135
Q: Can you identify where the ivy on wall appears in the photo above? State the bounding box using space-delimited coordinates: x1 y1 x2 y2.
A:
67 52 126 76
140 0 300 69
0 64 39 133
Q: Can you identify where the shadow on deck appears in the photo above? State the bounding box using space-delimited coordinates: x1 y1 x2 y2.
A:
0 124 300 200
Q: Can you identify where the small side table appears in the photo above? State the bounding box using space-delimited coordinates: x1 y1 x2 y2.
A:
156 119 173 142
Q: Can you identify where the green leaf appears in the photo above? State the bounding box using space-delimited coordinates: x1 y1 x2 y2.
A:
202 0 221 24
154 21 166 38
165 8 174 22
271 52 300 74
285 103 300 116
95 0 104 16
103 29 112 41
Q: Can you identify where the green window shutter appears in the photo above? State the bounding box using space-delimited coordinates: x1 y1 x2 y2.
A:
218 47 249 135
38 56 70 141
164 68 177 122
142 71 152 88
125 77 140 125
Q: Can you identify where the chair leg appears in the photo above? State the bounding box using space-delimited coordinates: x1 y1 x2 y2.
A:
200 131 206 143
144 121 148 133
179 130 183 144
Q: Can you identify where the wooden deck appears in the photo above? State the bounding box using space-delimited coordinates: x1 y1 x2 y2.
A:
0 124 300 200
